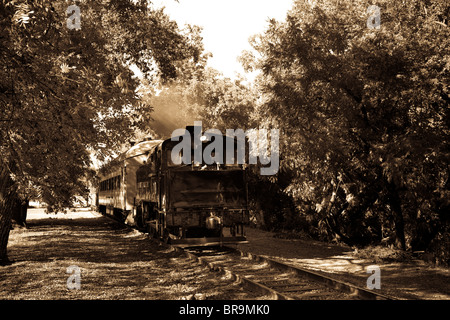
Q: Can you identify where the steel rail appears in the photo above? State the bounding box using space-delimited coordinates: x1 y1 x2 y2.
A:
231 247 396 300
100 212 396 300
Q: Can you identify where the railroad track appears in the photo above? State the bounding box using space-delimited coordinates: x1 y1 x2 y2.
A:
101 213 395 300
177 245 395 300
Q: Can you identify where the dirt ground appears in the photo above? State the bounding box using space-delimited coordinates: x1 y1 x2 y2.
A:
2 209 448 300
236 227 450 300
0 208 257 300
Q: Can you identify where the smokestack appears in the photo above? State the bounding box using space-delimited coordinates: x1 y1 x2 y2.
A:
186 124 202 136
185 125 195 135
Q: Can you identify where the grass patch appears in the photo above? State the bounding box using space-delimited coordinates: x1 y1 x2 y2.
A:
0 209 261 300
354 245 413 263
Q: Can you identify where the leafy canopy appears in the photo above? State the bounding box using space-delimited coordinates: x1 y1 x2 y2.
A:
0 0 203 210
245 0 449 250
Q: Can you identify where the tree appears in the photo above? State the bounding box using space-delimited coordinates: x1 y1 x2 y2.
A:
247 0 449 254
0 0 202 264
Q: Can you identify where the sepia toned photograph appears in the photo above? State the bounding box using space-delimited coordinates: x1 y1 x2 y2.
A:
0 0 449 315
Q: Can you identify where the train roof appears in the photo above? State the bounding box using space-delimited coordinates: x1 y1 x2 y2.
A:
161 131 246 148
117 139 164 161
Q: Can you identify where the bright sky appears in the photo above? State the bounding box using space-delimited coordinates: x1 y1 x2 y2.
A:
151 0 293 79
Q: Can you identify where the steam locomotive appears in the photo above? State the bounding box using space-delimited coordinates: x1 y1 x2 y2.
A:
97 125 249 246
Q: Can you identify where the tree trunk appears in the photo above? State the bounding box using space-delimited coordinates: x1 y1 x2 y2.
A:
0 164 16 265
12 197 28 228
21 199 28 226
386 180 406 251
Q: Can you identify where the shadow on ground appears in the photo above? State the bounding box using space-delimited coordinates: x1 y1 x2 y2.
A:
238 227 450 300
11 217 165 264
1 213 253 300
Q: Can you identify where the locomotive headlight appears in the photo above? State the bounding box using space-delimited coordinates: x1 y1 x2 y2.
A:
206 213 221 229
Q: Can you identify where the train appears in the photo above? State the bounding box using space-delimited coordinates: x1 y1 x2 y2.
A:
97 125 250 246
